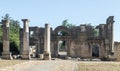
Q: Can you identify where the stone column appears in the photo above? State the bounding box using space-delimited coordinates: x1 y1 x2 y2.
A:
21 19 30 59
2 19 12 59
44 24 51 60
111 22 114 53
67 40 70 56
36 40 40 57
53 41 59 57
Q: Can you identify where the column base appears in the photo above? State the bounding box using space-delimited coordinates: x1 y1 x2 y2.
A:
1 52 13 60
21 51 31 60
44 51 51 60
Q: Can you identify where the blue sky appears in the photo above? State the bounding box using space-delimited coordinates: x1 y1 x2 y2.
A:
0 0 120 41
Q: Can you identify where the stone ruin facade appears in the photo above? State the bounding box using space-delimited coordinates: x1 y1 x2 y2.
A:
19 16 120 60
1 16 120 60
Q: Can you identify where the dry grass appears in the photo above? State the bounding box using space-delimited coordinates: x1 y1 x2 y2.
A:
0 60 26 68
77 62 120 71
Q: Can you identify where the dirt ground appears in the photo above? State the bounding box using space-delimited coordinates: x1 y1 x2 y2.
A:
76 61 120 71
0 60 120 71
0 60 26 68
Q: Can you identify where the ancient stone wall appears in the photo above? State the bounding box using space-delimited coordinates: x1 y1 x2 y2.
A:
112 42 120 59
19 16 117 60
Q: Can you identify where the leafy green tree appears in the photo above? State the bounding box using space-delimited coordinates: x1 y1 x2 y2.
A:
9 20 20 49
62 19 75 28
2 14 11 20
60 19 75 36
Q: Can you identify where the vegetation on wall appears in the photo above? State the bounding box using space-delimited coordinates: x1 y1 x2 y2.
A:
86 24 99 37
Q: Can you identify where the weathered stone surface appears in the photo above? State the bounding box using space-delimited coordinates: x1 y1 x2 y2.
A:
44 52 51 60
2 52 13 60
21 51 31 60
1 19 12 59
19 16 120 60
38 54 44 60
21 19 30 59
44 24 51 60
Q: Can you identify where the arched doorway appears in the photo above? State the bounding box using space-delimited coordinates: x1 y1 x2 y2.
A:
53 26 70 58
92 45 99 57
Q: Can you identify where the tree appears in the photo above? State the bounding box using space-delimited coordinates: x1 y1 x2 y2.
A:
62 19 75 28
59 19 76 36
2 14 11 20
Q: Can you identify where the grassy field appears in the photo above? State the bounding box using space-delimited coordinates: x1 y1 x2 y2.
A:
76 62 120 71
0 60 26 68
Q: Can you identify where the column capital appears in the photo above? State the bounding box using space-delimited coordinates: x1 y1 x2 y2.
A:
2 19 10 27
2 19 10 23
45 23 50 26
21 19 29 23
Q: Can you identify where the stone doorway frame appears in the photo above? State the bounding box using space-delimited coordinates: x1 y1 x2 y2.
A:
52 26 71 57
91 45 100 57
